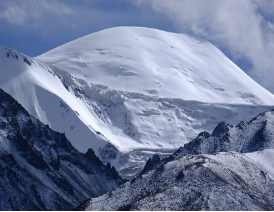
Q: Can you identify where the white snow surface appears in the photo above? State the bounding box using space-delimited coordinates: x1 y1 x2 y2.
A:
38 27 274 105
1 27 274 177
0 47 109 154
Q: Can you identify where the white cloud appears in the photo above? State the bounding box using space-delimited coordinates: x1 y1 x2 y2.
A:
0 0 73 27
134 0 274 93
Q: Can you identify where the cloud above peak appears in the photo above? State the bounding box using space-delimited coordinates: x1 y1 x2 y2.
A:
135 0 274 93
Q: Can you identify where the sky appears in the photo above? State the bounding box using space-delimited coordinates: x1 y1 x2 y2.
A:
0 0 274 93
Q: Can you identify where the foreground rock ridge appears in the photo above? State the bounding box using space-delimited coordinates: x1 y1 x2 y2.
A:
0 88 122 210
79 110 274 211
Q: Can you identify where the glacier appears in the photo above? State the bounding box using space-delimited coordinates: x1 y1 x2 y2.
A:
1 27 274 178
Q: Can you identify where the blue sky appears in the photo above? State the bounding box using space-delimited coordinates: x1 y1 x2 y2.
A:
0 0 274 93
0 0 175 56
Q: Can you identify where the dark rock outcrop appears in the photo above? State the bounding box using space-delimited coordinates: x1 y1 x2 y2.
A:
0 88 123 210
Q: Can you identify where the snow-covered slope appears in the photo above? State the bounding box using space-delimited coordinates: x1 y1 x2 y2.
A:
79 110 274 211
1 44 273 178
38 27 274 105
0 88 122 211
0 47 109 154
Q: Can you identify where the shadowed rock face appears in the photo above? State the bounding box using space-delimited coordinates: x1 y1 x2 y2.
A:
140 155 161 175
175 110 274 157
0 88 123 211
78 109 274 211
139 110 274 175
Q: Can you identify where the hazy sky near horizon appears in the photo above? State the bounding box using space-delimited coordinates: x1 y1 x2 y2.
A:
0 0 274 93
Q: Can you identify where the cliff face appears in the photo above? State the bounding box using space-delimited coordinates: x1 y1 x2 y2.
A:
0 88 122 210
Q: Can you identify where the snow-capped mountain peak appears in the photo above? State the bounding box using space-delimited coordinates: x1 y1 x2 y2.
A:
1 27 274 179
38 27 274 105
